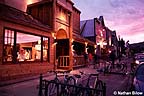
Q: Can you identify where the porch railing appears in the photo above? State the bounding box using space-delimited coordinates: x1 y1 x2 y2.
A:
73 56 86 67
58 56 69 67
57 56 86 68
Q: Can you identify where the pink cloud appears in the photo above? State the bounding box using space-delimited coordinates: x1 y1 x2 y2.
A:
73 0 144 43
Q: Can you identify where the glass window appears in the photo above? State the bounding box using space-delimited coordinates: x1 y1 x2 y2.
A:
3 28 50 63
43 37 49 61
3 29 14 62
16 32 41 61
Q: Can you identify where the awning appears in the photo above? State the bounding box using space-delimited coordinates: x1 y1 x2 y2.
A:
72 33 96 46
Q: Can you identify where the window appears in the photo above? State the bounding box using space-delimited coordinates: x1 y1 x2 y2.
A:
3 29 14 62
3 28 50 63
43 37 49 61
16 32 41 61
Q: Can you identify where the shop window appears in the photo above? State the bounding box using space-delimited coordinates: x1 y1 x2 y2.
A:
3 28 50 63
3 29 14 62
43 37 49 61
16 32 41 61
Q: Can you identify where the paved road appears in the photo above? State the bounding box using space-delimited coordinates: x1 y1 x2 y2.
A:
0 57 133 96
0 78 39 96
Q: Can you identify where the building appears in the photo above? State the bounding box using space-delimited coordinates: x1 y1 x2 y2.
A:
0 3 55 81
80 16 108 56
27 0 95 69
80 16 119 59
105 28 119 56
0 0 95 81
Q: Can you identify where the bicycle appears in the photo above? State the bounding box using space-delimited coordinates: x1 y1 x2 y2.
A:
61 71 94 96
47 70 77 96
39 70 82 96
46 70 60 96
37 70 60 96
60 71 76 96
72 71 90 96
94 79 105 96
104 60 127 73
86 73 103 96
120 62 127 73
74 71 104 96
131 63 138 74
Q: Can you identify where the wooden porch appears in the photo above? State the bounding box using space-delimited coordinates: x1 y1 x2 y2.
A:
57 55 87 70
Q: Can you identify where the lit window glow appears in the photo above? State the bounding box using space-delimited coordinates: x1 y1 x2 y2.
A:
27 0 40 5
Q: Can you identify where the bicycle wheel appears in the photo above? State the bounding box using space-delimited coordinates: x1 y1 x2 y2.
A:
131 64 137 74
115 63 124 72
75 84 85 96
84 85 92 96
94 80 104 96
66 76 76 95
60 88 69 96
46 80 59 96
106 64 112 73
122 64 128 73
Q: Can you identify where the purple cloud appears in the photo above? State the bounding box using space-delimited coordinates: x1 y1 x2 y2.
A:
72 0 144 43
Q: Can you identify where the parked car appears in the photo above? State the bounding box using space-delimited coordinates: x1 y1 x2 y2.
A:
133 63 144 92
135 53 144 65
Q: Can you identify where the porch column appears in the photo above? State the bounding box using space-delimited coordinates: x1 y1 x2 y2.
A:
52 0 56 30
69 13 73 70
52 0 56 69
0 21 3 64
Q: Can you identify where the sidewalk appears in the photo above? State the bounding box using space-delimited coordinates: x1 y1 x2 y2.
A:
0 69 71 87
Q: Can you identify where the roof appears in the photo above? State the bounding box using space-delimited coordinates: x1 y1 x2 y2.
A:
0 3 52 32
99 16 105 26
73 33 95 46
73 6 81 13
27 0 52 7
80 19 95 37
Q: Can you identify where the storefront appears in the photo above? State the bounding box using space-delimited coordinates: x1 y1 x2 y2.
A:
0 0 96 81
0 3 53 81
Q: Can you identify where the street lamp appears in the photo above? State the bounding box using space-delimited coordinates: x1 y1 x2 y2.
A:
71 39 75 55
85 42 88 54
94 45 97 54
97 40 107 56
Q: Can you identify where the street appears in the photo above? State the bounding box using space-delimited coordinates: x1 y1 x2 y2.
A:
0 78 39 96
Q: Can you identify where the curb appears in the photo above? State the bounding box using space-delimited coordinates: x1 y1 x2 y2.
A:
0 69 72 87
0 74 49 87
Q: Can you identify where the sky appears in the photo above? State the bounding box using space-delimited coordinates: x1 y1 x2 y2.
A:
72 0 144 44
5 0 144 44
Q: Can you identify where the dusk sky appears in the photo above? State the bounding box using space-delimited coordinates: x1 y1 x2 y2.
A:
6 0 144 44
72 0 144 44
